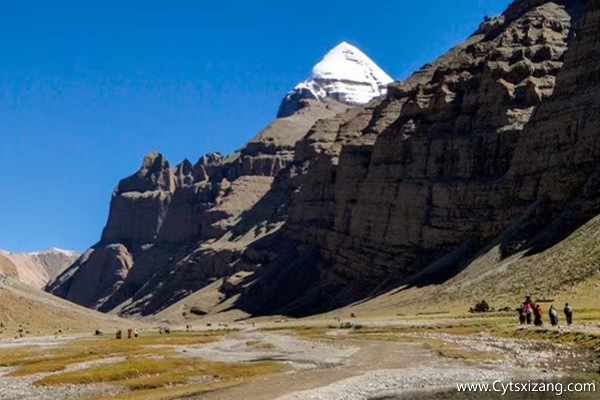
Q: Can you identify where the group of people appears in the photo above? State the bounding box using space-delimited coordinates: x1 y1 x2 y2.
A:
115 328 139 339
113 327 174 338
517 295 573 327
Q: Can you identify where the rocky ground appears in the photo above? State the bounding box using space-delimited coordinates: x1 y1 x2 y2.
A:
0 335 119 400
0 369 122 400
0 318 598 400
194 327 596 400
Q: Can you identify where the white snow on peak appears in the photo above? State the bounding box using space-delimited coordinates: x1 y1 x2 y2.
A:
28 248 78 256
294 41 393 106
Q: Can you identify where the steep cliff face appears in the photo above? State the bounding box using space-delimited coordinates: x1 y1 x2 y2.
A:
269 0 591 305
225 100 347 180
48 245 133 309
47 96 348 314
506 0 600 208
194 0 597 316
48 40 396 315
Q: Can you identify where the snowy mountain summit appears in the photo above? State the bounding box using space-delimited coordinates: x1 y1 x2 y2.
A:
277 41 393 118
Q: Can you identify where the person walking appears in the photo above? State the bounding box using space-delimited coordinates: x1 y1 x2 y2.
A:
518 304 526 325
524 294 535 308
549 305 559 326
525 303 534 325
534 304 543 326
564 303 573 325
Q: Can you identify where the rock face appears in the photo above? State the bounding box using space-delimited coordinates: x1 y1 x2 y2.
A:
237 0 597 313
48 245 133 309
236 0 586 310
506 0 600 211
47 96 348 314
49 0 600 317
277 42 393 118
0 248 80 289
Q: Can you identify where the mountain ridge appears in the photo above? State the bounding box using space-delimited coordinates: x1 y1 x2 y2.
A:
0 248 81 289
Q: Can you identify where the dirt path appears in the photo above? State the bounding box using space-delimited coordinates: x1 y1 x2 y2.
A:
190 329 579 400
194 332 439 400
0 335 77 349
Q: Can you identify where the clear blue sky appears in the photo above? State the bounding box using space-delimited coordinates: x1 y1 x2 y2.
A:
0 0 511 252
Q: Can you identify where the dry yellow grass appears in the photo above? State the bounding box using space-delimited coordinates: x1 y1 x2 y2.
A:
344 329 505 362
1 330 288 400
0 331 228 376
432 343 505 362
245 340 276 350
499 327 600 353
87 379 250 400
0 285 124 338
36 357 286 390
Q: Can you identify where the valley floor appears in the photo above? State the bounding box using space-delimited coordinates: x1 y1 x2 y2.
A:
0 312 599 400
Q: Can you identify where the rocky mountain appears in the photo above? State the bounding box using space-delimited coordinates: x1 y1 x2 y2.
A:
277 42 393 118
49 0 600 318
0 248 80 289
47 85 349 314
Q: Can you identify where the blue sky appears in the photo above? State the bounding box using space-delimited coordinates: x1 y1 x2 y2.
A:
0 0 511 252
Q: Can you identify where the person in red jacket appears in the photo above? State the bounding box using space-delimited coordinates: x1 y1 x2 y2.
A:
534 305 543 326
525 303 534 325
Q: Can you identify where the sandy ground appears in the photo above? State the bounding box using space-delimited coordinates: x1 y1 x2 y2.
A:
0 335 79 350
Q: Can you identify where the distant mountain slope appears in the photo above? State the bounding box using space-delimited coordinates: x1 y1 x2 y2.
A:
0 248 80 289
0 278 124 338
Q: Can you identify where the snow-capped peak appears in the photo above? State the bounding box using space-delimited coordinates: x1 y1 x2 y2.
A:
308 42 392 93
277 42 393 118
28 248 78 256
